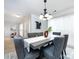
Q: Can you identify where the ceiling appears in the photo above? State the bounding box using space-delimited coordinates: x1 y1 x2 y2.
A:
4 0 74 25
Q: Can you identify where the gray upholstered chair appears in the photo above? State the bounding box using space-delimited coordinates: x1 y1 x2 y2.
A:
42 37 65 59
61 34 69 59
53 32 61 35
63 34 69 55
24 48 39 59
28 32 43 38
13 35 39 59
13 38 25 59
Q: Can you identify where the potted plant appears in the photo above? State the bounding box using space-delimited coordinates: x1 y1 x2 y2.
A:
48 27 52 37
47 27 52 32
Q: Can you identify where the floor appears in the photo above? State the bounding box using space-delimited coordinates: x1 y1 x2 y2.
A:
4 37 15 53
4 47 74 59
64 47 74 59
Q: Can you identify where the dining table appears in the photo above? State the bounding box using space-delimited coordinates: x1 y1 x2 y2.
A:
24 35 62 52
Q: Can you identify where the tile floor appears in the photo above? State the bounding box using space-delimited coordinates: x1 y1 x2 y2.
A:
64 47 74 59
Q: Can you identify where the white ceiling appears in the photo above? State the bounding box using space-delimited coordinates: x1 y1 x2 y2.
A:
4 0 74 25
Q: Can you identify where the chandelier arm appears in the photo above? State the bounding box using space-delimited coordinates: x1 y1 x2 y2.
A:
44 2 46 9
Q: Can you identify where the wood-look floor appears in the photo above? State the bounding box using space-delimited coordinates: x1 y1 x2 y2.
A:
4 36 15 53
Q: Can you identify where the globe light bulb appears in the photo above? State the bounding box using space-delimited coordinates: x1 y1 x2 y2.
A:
39 14 43 20
42 17 47 20
48 14 53 19
45 14 49 18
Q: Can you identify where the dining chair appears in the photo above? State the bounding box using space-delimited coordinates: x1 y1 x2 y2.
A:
24 48 39 59
36 40 54 59
53 32 61 35
63 34 69 55
13 37 25 59
13 35 39 59
41 37 65 59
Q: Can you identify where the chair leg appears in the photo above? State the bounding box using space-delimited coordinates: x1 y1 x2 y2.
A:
64 50 67 55
59 55 62 59
36 49 43 59
62 51 64 59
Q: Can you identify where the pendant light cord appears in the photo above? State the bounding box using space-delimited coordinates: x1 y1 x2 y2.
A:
44 0 47 15
44 0 47 9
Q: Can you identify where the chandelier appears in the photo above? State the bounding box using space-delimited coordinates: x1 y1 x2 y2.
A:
39 0 53 20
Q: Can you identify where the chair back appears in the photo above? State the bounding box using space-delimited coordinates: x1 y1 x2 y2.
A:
53 37 65 57
53 32 61 35
63 34 69 50
28 32 43 38
13 37 25 59
14 39 24 49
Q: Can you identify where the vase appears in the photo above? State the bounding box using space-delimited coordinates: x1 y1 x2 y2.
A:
44 31 48 37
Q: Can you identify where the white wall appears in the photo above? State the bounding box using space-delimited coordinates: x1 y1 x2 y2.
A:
4 14 48 37
48 14 74 47
30 14 48 33
4 24 19 37
4 25 11 36
16 14 48 38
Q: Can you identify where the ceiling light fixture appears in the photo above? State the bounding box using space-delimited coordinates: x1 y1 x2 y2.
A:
39 0 56 20
13 14 20 18
15 14 20 18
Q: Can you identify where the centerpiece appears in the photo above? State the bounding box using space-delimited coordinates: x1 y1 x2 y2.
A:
44 27 52 37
